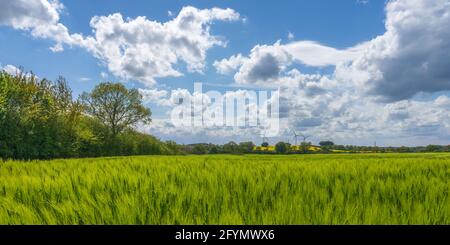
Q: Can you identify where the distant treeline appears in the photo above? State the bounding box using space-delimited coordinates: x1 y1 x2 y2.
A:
179 142 450 155
327 144 450 153
0 71 179 160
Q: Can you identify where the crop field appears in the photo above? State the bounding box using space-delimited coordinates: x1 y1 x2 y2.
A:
0 153 450 224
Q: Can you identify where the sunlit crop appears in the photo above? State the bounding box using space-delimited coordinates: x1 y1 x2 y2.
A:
1 154 449 224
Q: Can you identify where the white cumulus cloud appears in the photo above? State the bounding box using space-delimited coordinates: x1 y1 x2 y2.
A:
0 0 86 52
342 0 450 101
80 6 240 87
1 64 21 75
1 2 240 87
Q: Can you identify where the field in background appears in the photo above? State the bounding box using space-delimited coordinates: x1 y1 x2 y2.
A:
1 154 449 224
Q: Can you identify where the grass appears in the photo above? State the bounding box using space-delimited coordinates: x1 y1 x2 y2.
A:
0 153 450 224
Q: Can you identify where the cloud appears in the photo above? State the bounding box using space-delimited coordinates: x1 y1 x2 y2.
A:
1 64 21 75
217 0 450 101
0 0 85 52
343 0 450 101
0 0 61 28
213 54 247 75
81 6 240 86
0 0 64 30
140 87 211 108
137 69 450 145
1 64 38 79
356 0 369 5
138 88 281 143
100 72 108 79
139 118 265 144
79 77 91 82
284 41 365 67
3 0 450 145
139 88 170 106
208 0 450 145
287 32 294 41
232 41 293 84
1 2 240 86
215 40 365 84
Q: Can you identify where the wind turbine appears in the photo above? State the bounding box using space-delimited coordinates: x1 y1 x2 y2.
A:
291 129 311 144
261 130 269 146
299 134 311 144
291 129 300 146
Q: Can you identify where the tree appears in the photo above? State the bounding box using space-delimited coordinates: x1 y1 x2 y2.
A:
445 145 450 152
223 141 241 154
165 141 181 154
209 145 220 154
81 82 151 137
300 142 312 154
426 145 441 152
239 141 255 153
1 71 174 159
275 142 289 154
319 141 334 153
192 144 208 155
0 71 83 159
319 141 334 147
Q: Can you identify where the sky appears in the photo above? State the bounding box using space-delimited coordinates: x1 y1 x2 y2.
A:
1 0 450 146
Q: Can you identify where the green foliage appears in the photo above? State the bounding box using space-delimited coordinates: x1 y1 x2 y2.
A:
0 72 82 159
319 141 334 147
81 82 151 137
0 72 174 159
300 142 312 154
223 141 242 154
165 141 183 155
208 145 220 154
192 144 208 155
239 141 255 153
275 142 289 154
0 153 449 224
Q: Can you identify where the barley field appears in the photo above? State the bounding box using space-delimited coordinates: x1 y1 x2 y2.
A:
0 154 449 224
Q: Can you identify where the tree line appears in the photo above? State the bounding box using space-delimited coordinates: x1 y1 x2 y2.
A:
180 141 450 155
0 71 178 160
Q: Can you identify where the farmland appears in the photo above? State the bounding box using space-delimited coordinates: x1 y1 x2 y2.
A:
0 153 450 224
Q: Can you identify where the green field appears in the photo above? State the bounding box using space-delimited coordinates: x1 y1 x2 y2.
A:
1 154 450 224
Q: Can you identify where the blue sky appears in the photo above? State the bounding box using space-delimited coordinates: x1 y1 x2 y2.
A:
1 0 450 146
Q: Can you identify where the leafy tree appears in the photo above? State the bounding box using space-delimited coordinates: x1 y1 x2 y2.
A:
426 145 441 152
165 141 181 154
319 141 334 147
81 82 151 137
192 144 208 155
223 141 241 154
239 141 255 153
275 142 289 154
209 145 220 154
398 146 411 153
300 142 312 154
0 71 82 159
